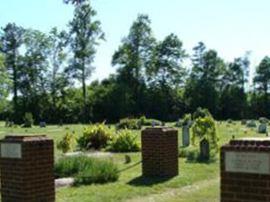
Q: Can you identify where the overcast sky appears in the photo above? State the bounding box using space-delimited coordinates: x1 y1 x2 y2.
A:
1 0 270 83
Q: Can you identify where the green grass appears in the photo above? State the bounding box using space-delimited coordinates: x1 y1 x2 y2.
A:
0 121 265 202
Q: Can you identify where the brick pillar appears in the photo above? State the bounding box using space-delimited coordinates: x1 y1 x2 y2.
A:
0 135 55 202
221 138 270 202
142 127 178 177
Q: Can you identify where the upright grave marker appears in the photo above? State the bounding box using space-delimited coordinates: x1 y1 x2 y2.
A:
0 135 55 202
182 125 190 147
141 127 178 177
221 138 270 202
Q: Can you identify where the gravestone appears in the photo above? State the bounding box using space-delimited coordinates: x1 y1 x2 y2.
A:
258 123 267 133
182 125 190 147
200 138 210 161
221 138 270 202
40 121 46 128
0 135 55 202
142 127 178 177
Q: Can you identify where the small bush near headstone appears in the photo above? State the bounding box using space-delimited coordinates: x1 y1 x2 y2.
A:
191 113 218 162
192 107 211 120
107 130 140 152
175 119 183 127
77 123 113 150
57 132 76 153
241 119 247 125
246 120 256 128
54 156 119 185
116 118 141 130
227 119 232 124
139 116 162 126
23 112 34 128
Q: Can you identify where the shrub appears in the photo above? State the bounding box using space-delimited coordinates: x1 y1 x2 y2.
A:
116 118 141 130
175 119 183 127
57 132 76 153
77 123 113 150
139 116 162 126
74 159 119 185
241 119 247 125
227 119 232 123
23 112 34 128
192 107 211 120
54 156 119 185
191 115 218 152
54 156 92 178
107 130 140 152
182 113 192 127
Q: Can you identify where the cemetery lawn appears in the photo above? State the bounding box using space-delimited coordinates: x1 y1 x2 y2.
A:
0 121 264 202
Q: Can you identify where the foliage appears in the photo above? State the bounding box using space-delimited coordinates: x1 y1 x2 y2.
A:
116 118 141 130
138 116 161 126
67 1 104 122
54 156 119 185
23 112 34 128
77 123 113 150
0 54 10 111
191 115 218 152
107 130 140 152
182 113 192 126
192 107 211 120
57 132 76 153
74 159 119 185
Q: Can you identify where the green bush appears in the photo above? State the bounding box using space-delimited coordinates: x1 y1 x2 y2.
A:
57 132 76 153
54 156 119 185
77 123 113 150
107 130 140 152
116 118 141 130
23 112 34 128
182 113 192 126
192 107 211 120
74 159 119 185
139 116 161 126
191 115 218 152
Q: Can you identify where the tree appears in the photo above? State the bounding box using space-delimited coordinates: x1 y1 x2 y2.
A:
219 55 250 119
112 14 155 115
17 29 51 121
0 23 24 121
0 54 10 111
146 34 187 120
67 0 104 122
48 27 69 117
185 42 225 116
253 56 270 116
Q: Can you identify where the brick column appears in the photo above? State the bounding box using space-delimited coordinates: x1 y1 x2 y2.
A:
221 138 270 202
0 135 55 202
142 127 178 177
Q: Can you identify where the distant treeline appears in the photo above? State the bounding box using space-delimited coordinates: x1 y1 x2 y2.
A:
0 1 269 124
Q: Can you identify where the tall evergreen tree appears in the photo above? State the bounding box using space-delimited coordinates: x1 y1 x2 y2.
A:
112 14 155 116
0 23 24 121
67 0 104 122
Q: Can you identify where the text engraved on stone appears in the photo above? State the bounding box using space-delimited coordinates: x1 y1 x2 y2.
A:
225 151 270 174
1 143 22 159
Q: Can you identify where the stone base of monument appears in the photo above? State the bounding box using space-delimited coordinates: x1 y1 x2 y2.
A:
221 137 270 202
142 127 178 177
